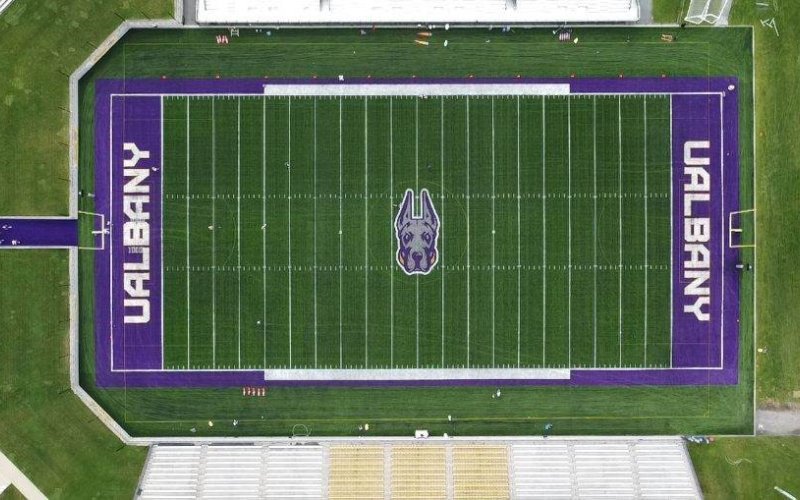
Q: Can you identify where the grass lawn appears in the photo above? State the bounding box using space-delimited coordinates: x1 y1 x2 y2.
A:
690 437 800 499
729 0 800 404
0 485 25 500
0 3 171 498
0 0 171 215
0 252 147 499
652 0 688 24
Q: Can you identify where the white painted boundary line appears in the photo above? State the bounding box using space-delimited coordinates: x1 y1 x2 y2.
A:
261 84 571 97
237 98 242 368
313 98 319 368
262 98 268 368
415 98 420 368
364 97 369 367
211 99 217 367
617 96 623 366
516 96 521 367
440 97 446 368
541 97 547 366
389 97 395 367
491 96 496 366
592 97 598 367
465 96 471 367
643 96 649 366
186 99 191 368
263 368 571 381
160 96 165 370
287 97 293 368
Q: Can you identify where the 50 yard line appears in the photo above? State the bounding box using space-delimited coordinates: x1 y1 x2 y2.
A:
415 98 420 368
389 97 394 367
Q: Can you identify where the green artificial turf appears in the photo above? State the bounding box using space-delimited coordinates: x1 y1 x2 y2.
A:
75 26 755 437
690 437 800 499
158 94 672 371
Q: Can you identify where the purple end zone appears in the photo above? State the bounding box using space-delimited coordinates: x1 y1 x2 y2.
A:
93 77 740 388
0 219 77 248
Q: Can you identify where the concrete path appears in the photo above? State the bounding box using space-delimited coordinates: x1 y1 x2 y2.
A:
757 409 800 435
637 0 653 24
0 449 47 500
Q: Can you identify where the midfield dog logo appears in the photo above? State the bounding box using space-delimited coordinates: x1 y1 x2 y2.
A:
395 188 440 275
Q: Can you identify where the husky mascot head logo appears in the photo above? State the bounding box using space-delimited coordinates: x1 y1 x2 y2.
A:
395 188 440 275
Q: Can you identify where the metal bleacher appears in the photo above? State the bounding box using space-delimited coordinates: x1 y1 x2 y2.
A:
196 0 640 24
136 437 701 499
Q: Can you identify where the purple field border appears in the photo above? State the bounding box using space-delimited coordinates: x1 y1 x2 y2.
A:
93 77 740 388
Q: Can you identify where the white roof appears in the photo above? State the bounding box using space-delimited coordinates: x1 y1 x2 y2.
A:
197 0 640 24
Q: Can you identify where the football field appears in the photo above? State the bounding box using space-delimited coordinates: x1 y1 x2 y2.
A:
94 77 740 387
160 92 672 371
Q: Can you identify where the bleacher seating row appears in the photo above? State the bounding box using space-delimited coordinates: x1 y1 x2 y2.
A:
137 438 700 499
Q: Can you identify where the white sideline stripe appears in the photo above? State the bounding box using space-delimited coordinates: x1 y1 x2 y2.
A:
264 368 571 381
261 84 571 97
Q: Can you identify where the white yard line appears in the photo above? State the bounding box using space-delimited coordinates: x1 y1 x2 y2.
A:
669 95 674 368
643 96 649 366
466 96 471 367
441 97 446 368
516 95 521 368
618 96 623 367
262 98 267 368
237 98 242 368
313 98 319 368
491 96 496 367
592 97 598 367
389 97 394 367
160 97 165 370
339 98 344 368
415 98 420 368
211 98 217 368
186 98 191 368
567 95 572 368
287 97 293 368
364 97 369 367
541 97 547 366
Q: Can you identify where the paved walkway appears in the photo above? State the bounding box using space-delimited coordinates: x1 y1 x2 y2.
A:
0 449 47 500
757 409 800 435
0 218 77 248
